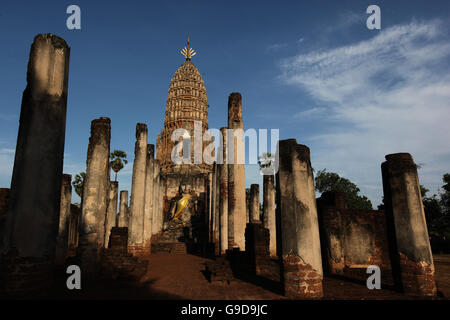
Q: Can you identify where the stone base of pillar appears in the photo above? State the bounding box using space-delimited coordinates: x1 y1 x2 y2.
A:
204 256 234 285
128 243 151 258
245 222 272 277
214 239 220 256
283 252 323 299
0 248 54 297
399 253 437 296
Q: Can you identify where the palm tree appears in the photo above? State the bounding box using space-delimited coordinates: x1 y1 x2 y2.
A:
72 172 86 198
110 150 128 181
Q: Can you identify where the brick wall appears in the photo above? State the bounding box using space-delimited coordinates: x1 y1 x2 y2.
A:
318 191 393 285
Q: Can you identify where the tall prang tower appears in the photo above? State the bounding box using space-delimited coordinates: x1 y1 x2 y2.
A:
156 36 212 206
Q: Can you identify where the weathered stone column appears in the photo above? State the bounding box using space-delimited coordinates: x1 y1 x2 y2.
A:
0 188 10 249
152 160 162 235
78 117 111 276
104 181 118 248
208 171 214 243
219 128 229 254
55 174 72 265
211 162 220 255
381 153 437 296
0 34 70 295
316 191 346 275
214 162 221 253
67 204 81 258
129 123 148 255
143 144 155 252
118 190 129 228
276 139 323 299
245 222 271 277
227 93 246 250
249 184 260 222
263 175 277 257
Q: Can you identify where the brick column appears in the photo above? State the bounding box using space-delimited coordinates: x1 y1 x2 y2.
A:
382 153 437 296
118 190 129 228
0 34 70 295
78 117 111 276
316 191 346 274
129 123 148 255
105 181 118 248
276 139 323 299
143 144 155 253
219 128 229 254
227 93 246 250
0 188 10 249
152 160 162 235
55 174 72 265
249 184 260 222
67 204 81 258
245 222 270 276
263 175 277 257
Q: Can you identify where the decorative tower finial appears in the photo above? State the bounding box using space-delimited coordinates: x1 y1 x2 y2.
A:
181 35 197 61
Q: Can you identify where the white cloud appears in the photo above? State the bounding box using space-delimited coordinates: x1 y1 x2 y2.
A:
280 19 450 205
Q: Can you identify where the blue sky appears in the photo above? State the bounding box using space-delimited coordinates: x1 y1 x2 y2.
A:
1 0 449 207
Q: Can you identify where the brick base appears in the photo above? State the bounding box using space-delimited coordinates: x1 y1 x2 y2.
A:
283 252 323 299
0 248 54 297
399 253 437 296
128 244 151 258
100 250 148 281
205 256 234 285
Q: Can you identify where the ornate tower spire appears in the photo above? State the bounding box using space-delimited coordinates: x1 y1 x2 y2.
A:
156 39 210 175
180 35 197 61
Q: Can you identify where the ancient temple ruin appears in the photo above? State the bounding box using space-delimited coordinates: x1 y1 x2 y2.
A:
0 34 441 299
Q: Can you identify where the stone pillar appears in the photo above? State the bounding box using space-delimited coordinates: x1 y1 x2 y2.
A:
208 171 214 243
143 144 155 252
152 160 162 235
382 153 437 296
219 128 229 254
0 34 70 295
316 191 346 274
249 184 260 222
214 162 221 251
55 174 72 265
0 188 11 251
245 222 271 277
78 117 111 276
67 204 81 258
118 190 129 228
276 139 323 299
104 181 118 248
129 123 148 255
263 175 277 257
227 93 246 250
212 163 220 254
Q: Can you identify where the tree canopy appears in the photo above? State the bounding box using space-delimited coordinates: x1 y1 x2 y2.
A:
110 150 128 181
422 174 450 249
314 168 373 210
72 172 86 198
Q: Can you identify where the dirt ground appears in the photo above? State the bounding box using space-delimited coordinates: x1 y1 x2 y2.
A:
54 253 449 300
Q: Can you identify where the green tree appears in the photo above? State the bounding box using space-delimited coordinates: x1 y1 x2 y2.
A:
72 172 86 198
110 150 128 181
314 168 373 210
422 177 450 248
440 173 450 215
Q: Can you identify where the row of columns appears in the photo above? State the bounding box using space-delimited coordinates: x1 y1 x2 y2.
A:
128 123 163 256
